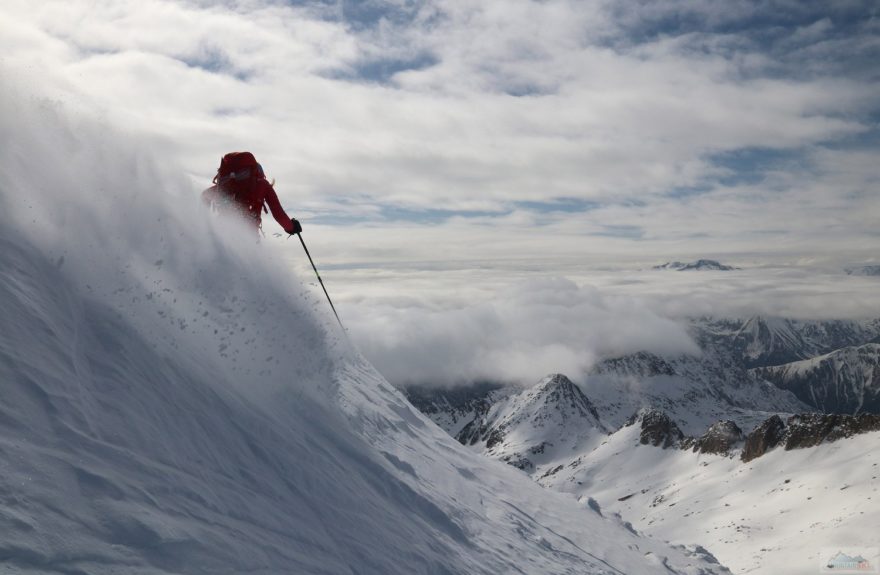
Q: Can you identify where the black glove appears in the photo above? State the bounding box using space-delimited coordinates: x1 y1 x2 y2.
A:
288 219 302 235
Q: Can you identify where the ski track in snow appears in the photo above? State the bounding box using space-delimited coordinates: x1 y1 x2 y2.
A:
0 82 728 573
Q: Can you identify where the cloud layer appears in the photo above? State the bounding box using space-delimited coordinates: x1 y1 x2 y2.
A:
346 276 701 386
3 0 878 386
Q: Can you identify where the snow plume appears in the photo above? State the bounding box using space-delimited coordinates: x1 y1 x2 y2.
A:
0 81 727 574
0 78 347 404
348 276 700 387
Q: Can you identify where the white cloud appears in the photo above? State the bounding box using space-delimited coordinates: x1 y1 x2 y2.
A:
332 262 880 386
345 276 701 386
3 0 874 211
2 0 878 388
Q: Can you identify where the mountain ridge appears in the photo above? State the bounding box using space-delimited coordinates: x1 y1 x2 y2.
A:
653 259 738 271
403 314 880 574
753 343 880 413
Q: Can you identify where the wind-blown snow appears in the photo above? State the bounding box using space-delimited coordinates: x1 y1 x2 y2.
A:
0 83 726 573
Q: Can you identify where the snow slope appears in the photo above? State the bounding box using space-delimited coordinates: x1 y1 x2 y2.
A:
0 85 727 573
542 422 880 575
414 374 880 574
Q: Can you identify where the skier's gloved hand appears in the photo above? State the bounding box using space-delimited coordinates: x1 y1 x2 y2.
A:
288 219 302 235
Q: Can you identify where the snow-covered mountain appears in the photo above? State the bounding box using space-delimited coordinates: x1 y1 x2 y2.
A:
845 264 880 276
405 313 880 575
653 259 737 271
0 88 728 575
729 315 879 369
411 373 880 574
753 343 880 414
455 374 608 471
584 348 810 435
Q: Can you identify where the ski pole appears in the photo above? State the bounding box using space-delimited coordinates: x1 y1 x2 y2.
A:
296 233 344 329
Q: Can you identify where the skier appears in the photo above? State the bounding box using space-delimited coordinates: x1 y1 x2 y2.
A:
202 151 302 236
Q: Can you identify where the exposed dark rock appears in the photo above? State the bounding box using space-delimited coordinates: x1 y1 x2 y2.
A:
501 454 534 472
784 413 880 450
528 442 551 455
687 420 743 455
741 415 786 462
593 352 676 378
625 408 684 448
539 465 564 480
403 381 505 429
455 399 494 446
484 427 506 450
739 412 880 461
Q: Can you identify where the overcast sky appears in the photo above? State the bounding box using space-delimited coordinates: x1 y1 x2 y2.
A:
2 0 879 385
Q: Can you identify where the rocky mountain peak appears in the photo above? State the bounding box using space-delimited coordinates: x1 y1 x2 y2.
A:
625 408 684 449
528 373 602 423
684 420 743 455
591 351 676 378
733 315 809 367
741 415 786 462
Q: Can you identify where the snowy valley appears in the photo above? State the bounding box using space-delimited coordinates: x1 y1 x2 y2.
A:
405 317 880 574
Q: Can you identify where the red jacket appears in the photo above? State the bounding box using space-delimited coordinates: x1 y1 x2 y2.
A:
202 177 294 233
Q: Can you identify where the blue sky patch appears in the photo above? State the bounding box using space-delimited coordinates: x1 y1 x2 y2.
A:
327 53 439 85
514 198 601 214
592 224 645 239
179 47 250 81
709 146 811 187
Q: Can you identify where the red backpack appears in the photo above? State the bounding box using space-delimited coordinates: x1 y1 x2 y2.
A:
213 151 265 186
210 152 272 221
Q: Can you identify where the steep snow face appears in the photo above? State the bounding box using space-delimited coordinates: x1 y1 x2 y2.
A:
731 315 878 369
734 316 804 365
753 344 880 414
0 87 728 574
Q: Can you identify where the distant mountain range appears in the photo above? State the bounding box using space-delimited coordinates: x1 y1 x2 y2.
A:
845 265 880 276
402 314 880 574
753 343 880 413
406 315 880 440
653 259 738 271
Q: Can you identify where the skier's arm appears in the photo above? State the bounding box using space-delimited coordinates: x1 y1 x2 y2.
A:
262 182 296 233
